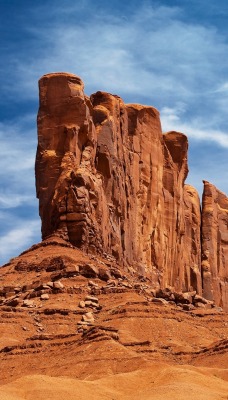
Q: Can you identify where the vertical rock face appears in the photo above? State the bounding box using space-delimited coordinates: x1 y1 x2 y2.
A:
183 185 202 294
201 181 228 309
36 72 227 308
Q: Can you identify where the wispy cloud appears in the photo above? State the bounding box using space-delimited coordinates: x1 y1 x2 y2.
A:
0 116 37 204
1 1 226 151
3 2 228 106
160 105 228 194
161 106 228 148
0 114 39 263
0 194 35 209
0 219 40 262
214 82 228 93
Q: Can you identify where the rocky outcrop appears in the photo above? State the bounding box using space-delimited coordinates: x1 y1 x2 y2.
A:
201 181 228 308
182 185 202 295
35 72 227 309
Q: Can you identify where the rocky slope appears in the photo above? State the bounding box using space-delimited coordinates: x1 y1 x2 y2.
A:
0 239 227 399
35 72 227 309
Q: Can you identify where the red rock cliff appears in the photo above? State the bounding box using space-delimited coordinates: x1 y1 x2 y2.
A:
201 181 228 308
35 72 227 308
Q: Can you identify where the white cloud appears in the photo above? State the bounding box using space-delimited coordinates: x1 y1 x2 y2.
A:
0 194 35 209
160 105 228 195
2 0 225 172
0 116 37 209
161 106 228 148
214 82 228 93
0 219 40 262
5 2 227 105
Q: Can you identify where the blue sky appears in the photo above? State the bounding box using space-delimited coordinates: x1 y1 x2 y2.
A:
0 0 227 265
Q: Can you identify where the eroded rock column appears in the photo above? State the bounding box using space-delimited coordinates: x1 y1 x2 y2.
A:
201 181 228 310
36 72 98 247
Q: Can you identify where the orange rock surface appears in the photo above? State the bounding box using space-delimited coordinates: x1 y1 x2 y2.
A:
0 239 227 399
201 181 228 307
35 73 207 299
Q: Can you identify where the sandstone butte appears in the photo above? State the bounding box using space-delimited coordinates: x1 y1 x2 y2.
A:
35 72 228 310
0 72 227 400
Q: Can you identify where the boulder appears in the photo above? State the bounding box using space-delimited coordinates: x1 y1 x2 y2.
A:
85 296 99 303
151 298 169 306
82 312 94 323
79 264 98 278
22 300 35 308
78 301 86 308
5 298 19 307
174 292 195 304
53 281 64 290
40 294 49 300
98 268 112 282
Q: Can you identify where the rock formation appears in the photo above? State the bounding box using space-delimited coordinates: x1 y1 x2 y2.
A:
0 236 228 396
35 72 227 309
201 181 228 307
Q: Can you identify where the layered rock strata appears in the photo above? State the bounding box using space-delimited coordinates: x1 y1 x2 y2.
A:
35 72 227 309
201 181 228 307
